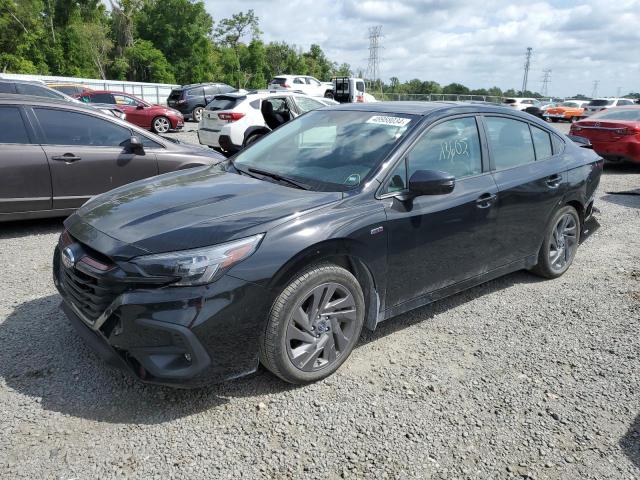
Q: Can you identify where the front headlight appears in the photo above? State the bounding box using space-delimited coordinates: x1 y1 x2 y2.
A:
130 234 264 286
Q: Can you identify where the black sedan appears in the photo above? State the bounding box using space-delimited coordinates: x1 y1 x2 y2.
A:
53 102 603 386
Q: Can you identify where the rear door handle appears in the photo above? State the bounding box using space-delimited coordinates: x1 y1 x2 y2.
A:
546 174 562 188
52 154 81 163
475 192 497 208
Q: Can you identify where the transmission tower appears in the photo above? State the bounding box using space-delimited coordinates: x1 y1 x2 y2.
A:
591 80 599 98
540 69 551 97
365 25 382 95
521 47 532 94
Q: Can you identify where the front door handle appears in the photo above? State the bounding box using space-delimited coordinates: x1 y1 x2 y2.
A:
475 192 497 208
546 174 562 188
52 154 81 163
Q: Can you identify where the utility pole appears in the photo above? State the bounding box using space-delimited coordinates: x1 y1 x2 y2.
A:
541 69 551 97
591 80 599 98
366 25 383 98
521 47 532 94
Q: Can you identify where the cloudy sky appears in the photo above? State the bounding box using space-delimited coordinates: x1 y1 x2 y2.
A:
204 0 640 97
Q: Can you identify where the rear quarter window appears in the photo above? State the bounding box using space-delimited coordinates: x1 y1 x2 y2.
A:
484 117 536 169
0 82 15 93
531 126 553 160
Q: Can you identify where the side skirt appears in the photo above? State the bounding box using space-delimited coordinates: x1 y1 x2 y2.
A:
378 254 538 324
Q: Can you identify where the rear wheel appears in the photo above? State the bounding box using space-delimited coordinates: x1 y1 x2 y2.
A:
260 264 365 384
192 106 204 123
551 118 559 123
152 116 171 133
324 90 334 99
570 116 579 123
531 205 580 279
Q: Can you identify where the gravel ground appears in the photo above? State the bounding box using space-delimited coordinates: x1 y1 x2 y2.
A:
0 122 638 479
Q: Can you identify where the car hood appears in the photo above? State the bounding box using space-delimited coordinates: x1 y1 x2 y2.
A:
68 166 342 257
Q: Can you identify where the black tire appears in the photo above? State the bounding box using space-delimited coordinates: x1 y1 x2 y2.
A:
192 106 204 123
324 90 334 99
244 133 263 147
531 205 581 279
551 118 559 123
260 264 365 384
570 116 578 123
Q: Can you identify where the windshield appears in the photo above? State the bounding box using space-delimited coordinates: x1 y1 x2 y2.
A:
561 102 579 107
590 109 640 121
207 96 243 111
231 110 416 192
589 99 614 106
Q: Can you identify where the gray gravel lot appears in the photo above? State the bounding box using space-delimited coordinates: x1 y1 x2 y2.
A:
0 121 638 479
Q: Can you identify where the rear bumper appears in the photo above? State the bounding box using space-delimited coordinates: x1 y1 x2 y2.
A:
591 140 640 164
53 246 269 387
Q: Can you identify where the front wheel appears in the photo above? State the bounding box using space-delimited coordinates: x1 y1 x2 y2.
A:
244 133 263 148
152 116 171 133
324 90 334 99
531 205 580 279
260 264 365 384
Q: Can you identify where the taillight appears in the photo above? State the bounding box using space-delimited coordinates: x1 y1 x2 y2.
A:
283 83 291 88
217 112 245 122
356 95 364 103
616 126 640 136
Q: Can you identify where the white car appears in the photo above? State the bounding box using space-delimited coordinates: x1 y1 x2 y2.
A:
502 98 542 111
268 75 334 98
582 98 637 117
198 90 328 154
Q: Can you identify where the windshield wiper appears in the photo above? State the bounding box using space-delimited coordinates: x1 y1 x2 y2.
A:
247 167 309 190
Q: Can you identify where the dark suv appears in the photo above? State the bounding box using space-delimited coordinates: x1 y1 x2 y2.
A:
167 83 236 122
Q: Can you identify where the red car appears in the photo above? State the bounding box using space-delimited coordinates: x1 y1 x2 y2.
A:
570 106 640 164
76 90 184 134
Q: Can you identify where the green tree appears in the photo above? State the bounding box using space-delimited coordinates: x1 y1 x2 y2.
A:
303 44 334 80
136 0 216 84
442 83 470 95
125 39 174 83
214 9 261 88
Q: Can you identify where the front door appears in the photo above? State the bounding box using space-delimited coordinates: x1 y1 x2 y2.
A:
112 94 150 129
482 116 567 266
0 106 52 214
383 116 499 307
31 107 158 209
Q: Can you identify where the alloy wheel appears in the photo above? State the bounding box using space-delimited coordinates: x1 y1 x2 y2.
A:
193 107 204 122
549 213 578 271
286 282 358 372
153 117 170 133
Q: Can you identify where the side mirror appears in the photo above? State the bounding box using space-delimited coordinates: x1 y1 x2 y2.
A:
128 135 145 155
136 103 145 110
408 170 455 196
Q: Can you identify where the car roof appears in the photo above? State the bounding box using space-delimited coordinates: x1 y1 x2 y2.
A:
0 93 96 108
177 82 228 90
0 78 45 85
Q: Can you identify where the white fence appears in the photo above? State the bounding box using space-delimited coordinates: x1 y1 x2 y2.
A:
0 73 179 105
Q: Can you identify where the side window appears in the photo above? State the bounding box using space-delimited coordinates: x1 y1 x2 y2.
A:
406 117 482 180
293 78 305 85
34 108 131 147
294 96 325 113
385 159 407 193
356 81 365 92
0 82 16 93
187 88 204 98
16 83 62 99
531 125 553 160
113 94 138 106
0 107 30 144
484 117 536 170
90 93 116 104
551 134 565 155
204 86 217 95
138 135 163 149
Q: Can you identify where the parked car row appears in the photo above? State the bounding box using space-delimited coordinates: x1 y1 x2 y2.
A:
0 94 224 222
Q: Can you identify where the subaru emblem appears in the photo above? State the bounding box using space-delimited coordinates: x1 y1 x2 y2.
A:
61 247 76 269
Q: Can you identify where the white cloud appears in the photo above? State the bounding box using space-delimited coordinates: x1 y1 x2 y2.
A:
204 0 640 96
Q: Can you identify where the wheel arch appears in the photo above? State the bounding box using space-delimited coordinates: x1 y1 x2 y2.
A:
267 238 381 331
243 126 271 145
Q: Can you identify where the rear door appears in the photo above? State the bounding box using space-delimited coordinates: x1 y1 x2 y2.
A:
482 115 567 267
30 107 158 209
0 106 51 214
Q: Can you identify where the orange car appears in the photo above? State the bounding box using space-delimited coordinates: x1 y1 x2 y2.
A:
544 100 589 123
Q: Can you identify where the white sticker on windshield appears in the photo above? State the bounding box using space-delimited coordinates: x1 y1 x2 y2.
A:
366 115 411 127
